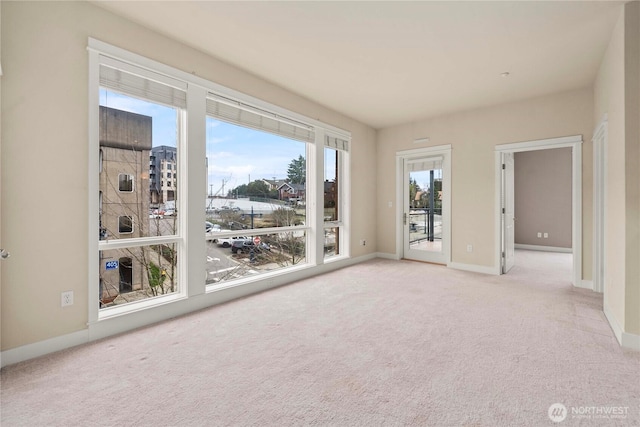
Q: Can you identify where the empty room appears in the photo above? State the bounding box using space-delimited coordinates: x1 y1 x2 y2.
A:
1 1 639 425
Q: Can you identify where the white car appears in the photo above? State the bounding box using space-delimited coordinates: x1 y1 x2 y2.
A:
217 235 248 248
205 225 224 242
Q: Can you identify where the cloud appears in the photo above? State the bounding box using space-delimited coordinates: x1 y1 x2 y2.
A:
207 136 231 145
207 151 233 159
208 164 255 177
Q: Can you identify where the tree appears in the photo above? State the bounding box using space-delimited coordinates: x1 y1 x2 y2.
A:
271 207 299 227
409 178 421 208
227 183 248 198
247 180 270 197
287 155 306 185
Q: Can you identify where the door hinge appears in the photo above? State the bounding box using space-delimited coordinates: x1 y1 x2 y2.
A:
502 251 505 258
403 212 407 225
502 208 505 214
502 163 506 170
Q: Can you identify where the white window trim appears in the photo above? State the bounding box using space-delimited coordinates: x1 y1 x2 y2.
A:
88 39 351 328
321 143 350 261
117 215 134 234
118 173 134 192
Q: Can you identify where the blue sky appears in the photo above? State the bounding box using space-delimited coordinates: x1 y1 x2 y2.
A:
100 90 333 196
206 118 306 194
411 170 443 192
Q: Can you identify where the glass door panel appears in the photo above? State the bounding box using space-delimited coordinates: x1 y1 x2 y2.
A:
403 155 448 264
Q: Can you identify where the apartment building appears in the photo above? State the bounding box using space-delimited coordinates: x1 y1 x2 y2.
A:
99 106 152 303
150 145 177 206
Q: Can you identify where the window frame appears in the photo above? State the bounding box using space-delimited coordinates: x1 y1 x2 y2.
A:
118 173 134 192
322 138 350 261
117 215 134 234
88 38 350 326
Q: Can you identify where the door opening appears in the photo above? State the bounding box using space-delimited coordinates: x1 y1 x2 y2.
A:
396 145 451 265
495 136 582 286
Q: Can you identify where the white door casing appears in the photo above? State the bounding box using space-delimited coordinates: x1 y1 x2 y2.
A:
396 145 451 265
502 152 515 273
495 135 582 286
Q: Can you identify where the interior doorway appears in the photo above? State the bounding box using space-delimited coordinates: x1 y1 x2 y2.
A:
495 136 582 286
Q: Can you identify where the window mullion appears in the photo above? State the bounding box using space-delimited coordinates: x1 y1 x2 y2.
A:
312 130 325 265
185 84 207 298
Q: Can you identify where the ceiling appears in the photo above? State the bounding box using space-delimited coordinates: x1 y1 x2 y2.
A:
93 1 624 129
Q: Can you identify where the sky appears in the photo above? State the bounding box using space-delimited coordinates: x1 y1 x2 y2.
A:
411 170 443 192
100 90 335 196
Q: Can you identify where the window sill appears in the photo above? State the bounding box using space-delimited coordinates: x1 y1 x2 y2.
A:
205 261 312 294
98 292 188 321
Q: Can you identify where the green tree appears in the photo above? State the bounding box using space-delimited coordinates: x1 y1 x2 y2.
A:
227 184 248 198
247 180 270 197
287 155 306 185
147 261 167 296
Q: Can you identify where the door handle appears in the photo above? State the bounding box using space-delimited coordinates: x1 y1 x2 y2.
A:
0 249 9 260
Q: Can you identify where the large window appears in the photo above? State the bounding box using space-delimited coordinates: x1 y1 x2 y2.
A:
204 95 313 286
324 136 349 259
97 57 184 309
90 39 350 319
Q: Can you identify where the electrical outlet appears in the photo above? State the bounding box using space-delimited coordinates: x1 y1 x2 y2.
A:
388 201 393 208
537 232 542 238
543 232 549 239
467 244 473 252
61 291 74 307
360 239 366 246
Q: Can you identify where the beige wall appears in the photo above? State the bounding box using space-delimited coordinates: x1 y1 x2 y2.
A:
624 1 640 335
0 1 377 351
514 148 572 248
594 6 626 330
377 88 594 274
593 1 640 336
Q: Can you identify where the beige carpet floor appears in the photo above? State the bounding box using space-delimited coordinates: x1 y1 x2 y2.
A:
2 250 639 426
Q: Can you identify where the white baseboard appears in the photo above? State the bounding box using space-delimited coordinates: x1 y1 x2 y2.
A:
603 303 623 344
515 244 572 253
448 262 498 275
376 252 400 260
603 303 640 350
576 280 594 290
622 331 640 350
1 329 89 368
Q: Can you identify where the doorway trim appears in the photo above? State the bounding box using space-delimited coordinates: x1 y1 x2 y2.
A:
396 144 452 263
494 135 583 287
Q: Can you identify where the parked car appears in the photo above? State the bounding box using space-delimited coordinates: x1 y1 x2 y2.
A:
231 239 270 254
217 236 249 248
205 223 223 242
205 221 221 232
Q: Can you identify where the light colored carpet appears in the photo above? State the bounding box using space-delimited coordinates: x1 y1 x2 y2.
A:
2 250 639 426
